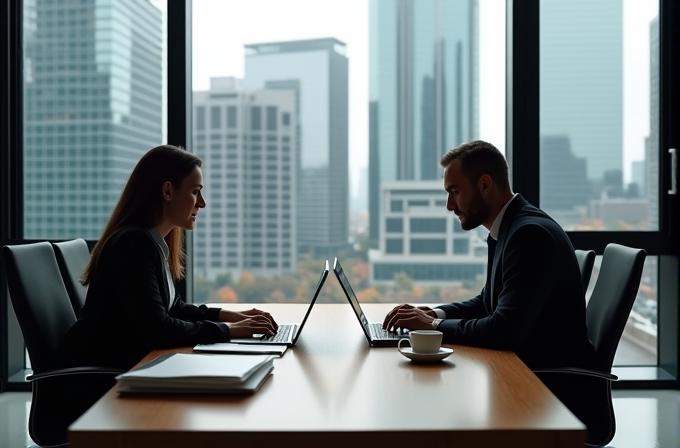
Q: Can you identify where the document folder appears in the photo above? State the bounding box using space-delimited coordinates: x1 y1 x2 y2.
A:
116 353 274 394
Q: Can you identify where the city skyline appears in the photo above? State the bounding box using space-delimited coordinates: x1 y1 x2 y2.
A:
541 0 624 182
191 0 505 201
15 0 660 368
192 0 656 193
22 0 661 239
368 0 479 245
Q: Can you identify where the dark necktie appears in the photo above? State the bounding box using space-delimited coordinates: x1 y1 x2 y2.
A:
484 234 498 308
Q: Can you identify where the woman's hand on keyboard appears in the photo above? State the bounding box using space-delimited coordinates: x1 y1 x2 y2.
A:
226 315 277 338
238 308 278 330
219 308 278 330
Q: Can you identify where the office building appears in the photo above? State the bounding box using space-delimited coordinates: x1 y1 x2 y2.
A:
243 38 349 258
23 0 163 239
589 198 649 226
369 0 479 246
193 77 298 280
368 181 486 285
540 0 623 190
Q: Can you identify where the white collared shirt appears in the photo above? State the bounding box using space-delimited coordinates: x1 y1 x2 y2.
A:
488 193 518 241
148 227 176 302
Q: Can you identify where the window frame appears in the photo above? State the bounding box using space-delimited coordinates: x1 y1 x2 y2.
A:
1 0 28 391
509 0 679 388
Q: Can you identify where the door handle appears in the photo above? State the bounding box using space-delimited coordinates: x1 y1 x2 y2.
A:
670 148 677 195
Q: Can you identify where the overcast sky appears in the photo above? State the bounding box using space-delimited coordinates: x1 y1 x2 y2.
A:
190 0 657 192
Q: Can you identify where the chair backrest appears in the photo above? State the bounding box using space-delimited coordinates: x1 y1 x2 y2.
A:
586 243 646 371
575 249 596 293
52 238 90 316
2 242 77 373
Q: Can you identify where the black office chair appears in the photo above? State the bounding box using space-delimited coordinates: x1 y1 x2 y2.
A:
575 249 596 293
52 238 90 317
2 242 123 447
534 243 646 447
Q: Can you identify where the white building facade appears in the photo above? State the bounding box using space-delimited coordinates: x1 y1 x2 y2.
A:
369 180 487 286
193 77 297 280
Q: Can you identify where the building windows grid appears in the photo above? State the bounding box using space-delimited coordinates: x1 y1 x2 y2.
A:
193 79 297 280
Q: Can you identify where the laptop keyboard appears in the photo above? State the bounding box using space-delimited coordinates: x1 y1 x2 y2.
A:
263 324 294 343
369 323 407 340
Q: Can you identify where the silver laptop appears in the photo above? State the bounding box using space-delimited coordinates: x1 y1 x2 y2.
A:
228 260 329 346
333 258 408 347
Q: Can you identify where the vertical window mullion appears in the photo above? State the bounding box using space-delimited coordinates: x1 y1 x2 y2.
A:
506 0 540 206
167 0 193 303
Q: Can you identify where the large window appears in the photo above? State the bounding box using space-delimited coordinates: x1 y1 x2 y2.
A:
540 0 659 231
4 0 677 393
540 0 661 366
189 0 663 367
191 0 505 306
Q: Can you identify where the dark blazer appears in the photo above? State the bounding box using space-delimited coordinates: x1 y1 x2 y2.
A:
437 195 595 369
58 226 230 371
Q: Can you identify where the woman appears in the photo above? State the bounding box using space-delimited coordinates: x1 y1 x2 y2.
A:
59 145 278 371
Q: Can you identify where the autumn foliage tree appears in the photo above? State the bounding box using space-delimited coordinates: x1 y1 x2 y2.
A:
217 286 238 303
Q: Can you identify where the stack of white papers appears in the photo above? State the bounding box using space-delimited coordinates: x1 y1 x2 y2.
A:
193 343 287 356
116 353 274 394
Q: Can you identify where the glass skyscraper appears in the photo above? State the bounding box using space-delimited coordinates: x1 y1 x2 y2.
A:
369 0 479 245
23 0 163 240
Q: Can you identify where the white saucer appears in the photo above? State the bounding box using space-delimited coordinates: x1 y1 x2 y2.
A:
398 347 454 363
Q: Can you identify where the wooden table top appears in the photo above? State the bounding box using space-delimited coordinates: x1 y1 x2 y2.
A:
69 303 585 447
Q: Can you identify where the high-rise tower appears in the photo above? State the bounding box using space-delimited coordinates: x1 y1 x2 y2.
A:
243 38 349 258
24 0 163 239
369 0 479 246
193 78 298 279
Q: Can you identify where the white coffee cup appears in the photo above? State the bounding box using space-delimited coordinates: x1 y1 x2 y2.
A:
398 330 443 354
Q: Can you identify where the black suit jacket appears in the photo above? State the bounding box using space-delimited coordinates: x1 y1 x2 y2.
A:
58 226 230 371
437 195 595 369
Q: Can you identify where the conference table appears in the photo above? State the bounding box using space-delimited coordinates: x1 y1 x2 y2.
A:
69 303 585 447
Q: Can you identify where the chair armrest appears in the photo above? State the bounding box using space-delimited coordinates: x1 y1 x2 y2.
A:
532 367 618 381
27 366 125 382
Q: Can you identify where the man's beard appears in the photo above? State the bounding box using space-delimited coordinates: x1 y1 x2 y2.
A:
459 189 489 231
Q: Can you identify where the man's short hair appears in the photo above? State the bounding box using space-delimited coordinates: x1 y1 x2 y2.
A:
440 140 511 192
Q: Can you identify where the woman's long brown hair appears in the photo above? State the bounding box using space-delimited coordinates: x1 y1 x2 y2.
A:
82 145 202 285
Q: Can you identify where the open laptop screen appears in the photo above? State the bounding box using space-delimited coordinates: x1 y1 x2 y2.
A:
292 260 329 344
333 258 371 332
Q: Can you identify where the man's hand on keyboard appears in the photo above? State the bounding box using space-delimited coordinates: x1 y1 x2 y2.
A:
382 304 436 332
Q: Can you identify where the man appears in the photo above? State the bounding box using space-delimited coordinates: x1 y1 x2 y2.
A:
383 140 595 370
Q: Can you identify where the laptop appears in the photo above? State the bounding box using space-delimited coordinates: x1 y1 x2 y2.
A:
332 258 408 347
227 260 329 346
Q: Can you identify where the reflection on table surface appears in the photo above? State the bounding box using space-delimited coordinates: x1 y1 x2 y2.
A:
70 303 585 448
